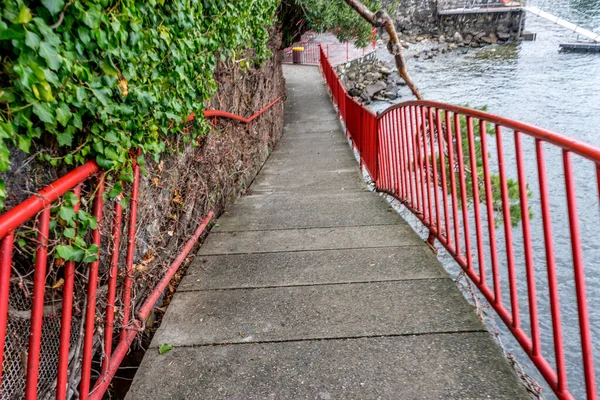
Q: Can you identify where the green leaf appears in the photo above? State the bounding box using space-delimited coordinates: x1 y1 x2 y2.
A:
56 244 84 261
17 135 31 153
33 102 55 124
92 88 111 106
13 6 33 24
56 103 72 126
108 182 123 198
39 41 62 71
96 154 115 170
64 191 79 206
59 206 76 223
42 0 65 16
25 30 40 50
0 146 10 171
63 227 76 239
36 82 55 102
0 89 15 103
158 343 173 355
82 7 102 29
56 131 73 146
101 59 119 76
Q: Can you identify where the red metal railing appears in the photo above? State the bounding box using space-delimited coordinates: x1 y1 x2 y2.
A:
0 98 281 399
320 44 597 400
283 41 376 66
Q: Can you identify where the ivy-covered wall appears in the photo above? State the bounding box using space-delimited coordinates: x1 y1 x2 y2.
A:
0 0 278 209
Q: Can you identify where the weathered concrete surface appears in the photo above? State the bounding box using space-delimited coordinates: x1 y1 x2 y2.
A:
151 279 484 347
179 247 446 291
127 333 526 400
198 225 422 255
212 192 402 231
127 65 528 399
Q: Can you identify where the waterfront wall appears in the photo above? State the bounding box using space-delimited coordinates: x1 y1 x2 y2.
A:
381 0 526 41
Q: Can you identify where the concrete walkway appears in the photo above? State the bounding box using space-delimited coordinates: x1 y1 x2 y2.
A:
126 65 528 399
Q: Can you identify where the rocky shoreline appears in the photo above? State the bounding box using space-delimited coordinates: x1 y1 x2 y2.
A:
337 31 516 105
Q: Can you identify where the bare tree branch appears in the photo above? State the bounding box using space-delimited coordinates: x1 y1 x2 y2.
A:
343 0 423 100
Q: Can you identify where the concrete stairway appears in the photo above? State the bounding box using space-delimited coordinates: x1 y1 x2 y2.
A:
125 65 528 399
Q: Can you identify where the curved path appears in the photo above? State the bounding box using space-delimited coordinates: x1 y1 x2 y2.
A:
126 65 529 399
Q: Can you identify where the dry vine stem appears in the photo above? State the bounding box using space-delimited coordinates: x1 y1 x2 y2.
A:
342 0 423 100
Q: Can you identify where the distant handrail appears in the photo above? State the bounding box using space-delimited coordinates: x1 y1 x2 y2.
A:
320 44 598 400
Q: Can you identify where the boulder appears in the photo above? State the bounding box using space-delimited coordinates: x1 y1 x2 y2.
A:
453 32 463 43
365 81 387 98
379 67 392 75
482 33 498 44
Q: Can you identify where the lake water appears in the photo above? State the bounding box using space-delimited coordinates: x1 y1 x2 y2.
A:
371 1 600 398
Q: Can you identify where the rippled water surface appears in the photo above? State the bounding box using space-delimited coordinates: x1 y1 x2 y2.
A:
373 1 600 398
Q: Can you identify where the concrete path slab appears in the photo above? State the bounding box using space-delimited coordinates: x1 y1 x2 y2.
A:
127 333 527 400
127 63 528 399
212 192 402 231
198 224 422 255
179 247 447 291
150 279 483 347
250 170 367 193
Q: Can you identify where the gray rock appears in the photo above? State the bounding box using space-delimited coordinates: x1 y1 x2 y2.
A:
498 32 511 40
365 81 387 98
453 32 463 43
379 67 392 75
348 88 361 97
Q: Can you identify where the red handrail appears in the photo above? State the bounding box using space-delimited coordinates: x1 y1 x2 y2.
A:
0 97 281 399
319 44 597 400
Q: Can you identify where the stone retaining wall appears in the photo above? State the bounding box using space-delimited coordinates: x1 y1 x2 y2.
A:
381 0 526 41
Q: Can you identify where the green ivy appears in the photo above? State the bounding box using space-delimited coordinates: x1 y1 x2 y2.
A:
0 0 278 210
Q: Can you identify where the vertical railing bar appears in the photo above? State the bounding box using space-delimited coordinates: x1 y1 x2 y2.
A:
495 125 520 329
56 186 81 400
466 116 486 286
535 139 567 392
428 107 441 235
515 131 541 356
382 113 392 191
436 109 451 248
377 115 387 191
421 107 434 226
410 107 421 212
563 150 597 400
79 174 105 400
454 113 474 272
25 206 51 399
102 191 124 376
121 159 140 341
390 110 401 196
446 111 461 255
396 109 408 200
403 107 415 206
414 106 427 221
0 231 14 391
479 121 501 304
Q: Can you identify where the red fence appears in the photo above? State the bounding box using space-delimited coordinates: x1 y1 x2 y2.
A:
284 41 376 66
0 99 281 399
320 44 598 400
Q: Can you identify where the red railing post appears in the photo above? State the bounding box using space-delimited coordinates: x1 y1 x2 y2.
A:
0 232 14 390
